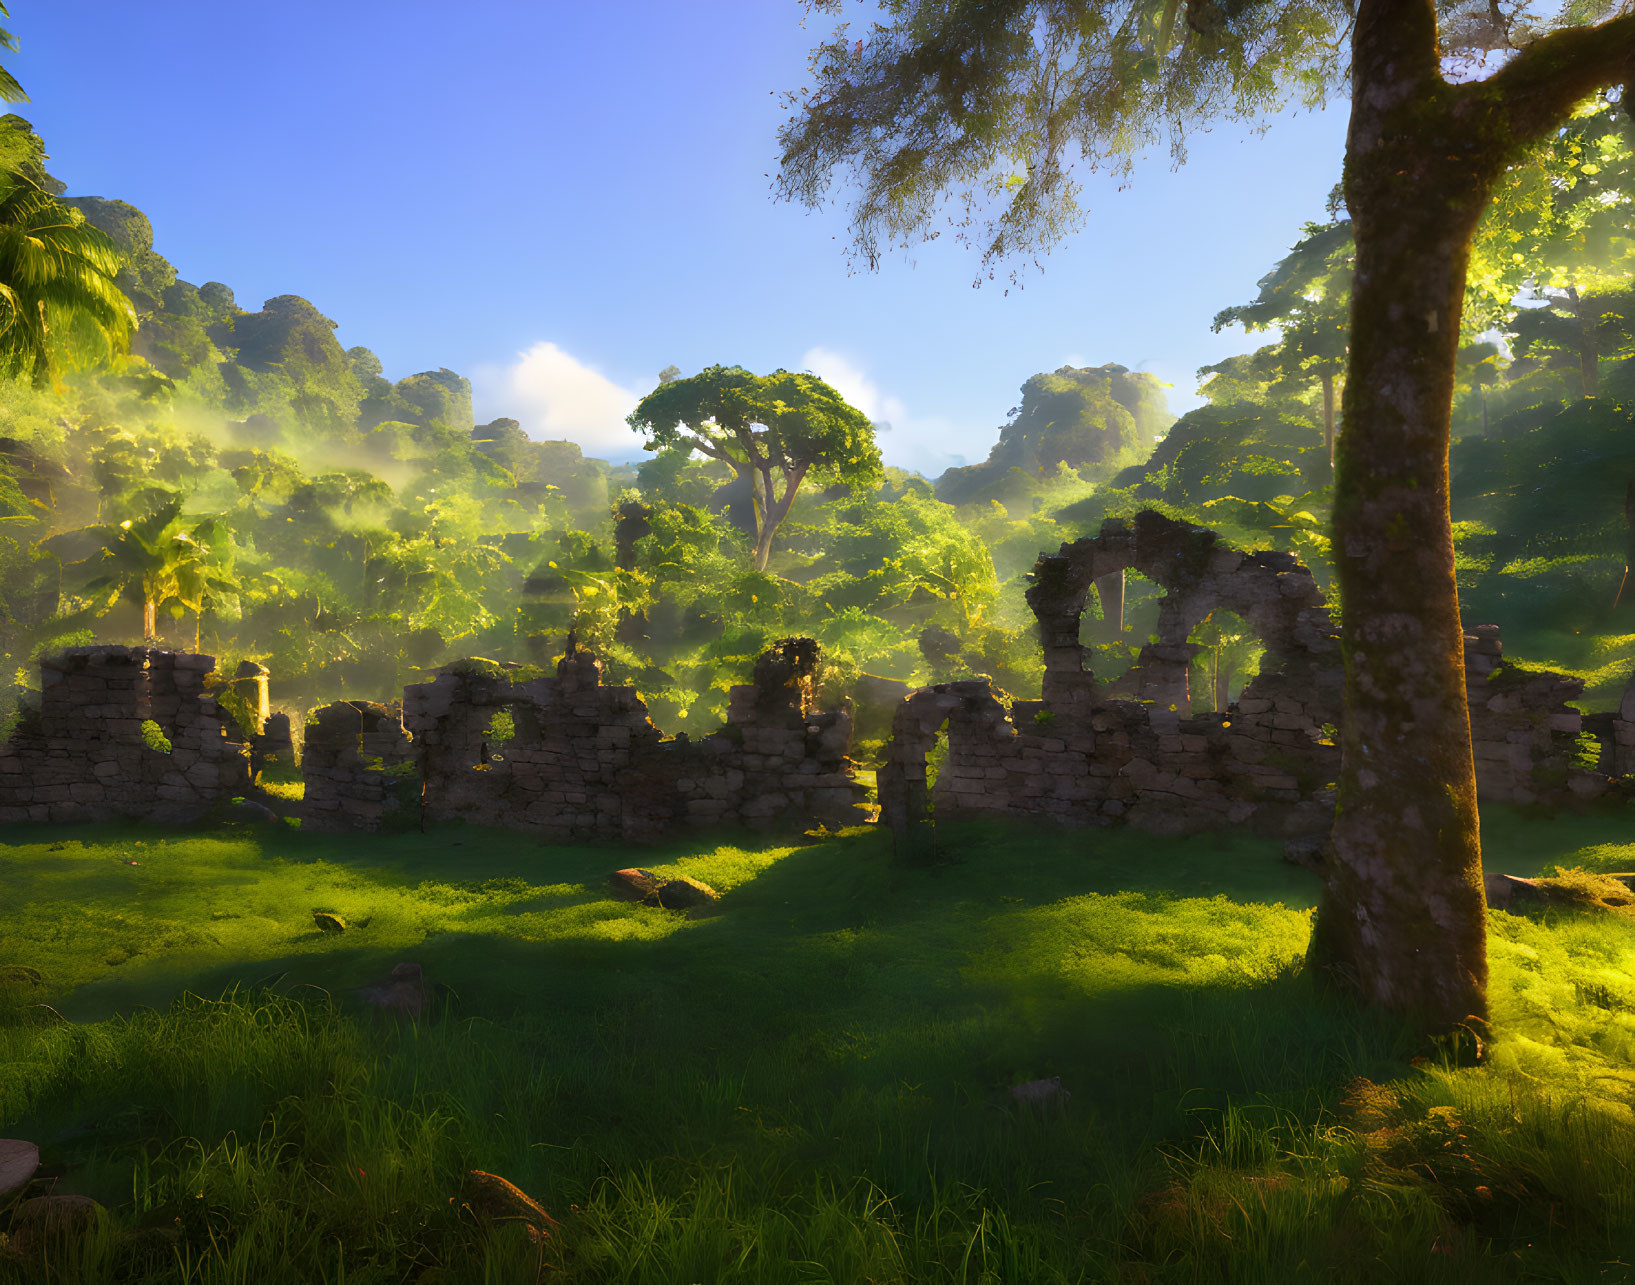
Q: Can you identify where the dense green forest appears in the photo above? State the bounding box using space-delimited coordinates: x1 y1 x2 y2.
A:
7 90 1635 743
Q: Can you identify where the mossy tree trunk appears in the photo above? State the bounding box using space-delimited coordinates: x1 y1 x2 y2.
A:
1312 1 1635 1033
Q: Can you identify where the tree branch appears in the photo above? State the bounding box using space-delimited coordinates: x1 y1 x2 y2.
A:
1485 15 1635 145
676 430 739 470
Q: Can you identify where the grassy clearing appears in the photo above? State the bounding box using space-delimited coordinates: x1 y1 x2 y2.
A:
0 814 1632 1281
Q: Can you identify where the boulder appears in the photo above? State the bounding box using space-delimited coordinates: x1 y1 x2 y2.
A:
312 911 346 933
647 877 720 910
8 1193 102 1258
458 1169 559 1243
608 868 663 901
0 1139 39 1199
1483 872 1542 910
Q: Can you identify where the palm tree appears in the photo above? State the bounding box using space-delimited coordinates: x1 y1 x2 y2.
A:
0 5 29 108
0 131 134 387
0 10 134 387
67 493 237 644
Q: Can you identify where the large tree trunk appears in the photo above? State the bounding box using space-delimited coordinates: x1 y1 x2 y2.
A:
1308 2 1499 1033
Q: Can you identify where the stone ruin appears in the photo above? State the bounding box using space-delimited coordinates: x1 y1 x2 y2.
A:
878 511 1604 847
301 636 868 838
0 511 1618 843
0 646 287 825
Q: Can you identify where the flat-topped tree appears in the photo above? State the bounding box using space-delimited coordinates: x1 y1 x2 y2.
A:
627 365 883 572
777 0 1635 1036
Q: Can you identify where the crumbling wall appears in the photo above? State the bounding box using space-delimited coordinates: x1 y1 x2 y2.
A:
0 646 251 824
1464 624 1600 804
300 700 416 832
881 511 1600 844
304 637 867 838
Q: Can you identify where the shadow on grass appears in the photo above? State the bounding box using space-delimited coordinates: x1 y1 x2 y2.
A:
23 817 1625 1282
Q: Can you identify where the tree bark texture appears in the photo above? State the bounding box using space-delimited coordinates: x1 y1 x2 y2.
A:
1313 3 1635 1033
1312 1 1496 1029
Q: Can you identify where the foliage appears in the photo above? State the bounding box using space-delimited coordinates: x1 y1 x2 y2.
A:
627 365 883 571
1212 218 1350 463
0 120 134 389
937 364 1171 505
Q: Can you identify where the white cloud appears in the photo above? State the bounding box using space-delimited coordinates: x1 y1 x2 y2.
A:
799 346 974 478
800 346 907 428
472 341 644 462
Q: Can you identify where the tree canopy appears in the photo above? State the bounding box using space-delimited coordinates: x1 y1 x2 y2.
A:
627 364 884 571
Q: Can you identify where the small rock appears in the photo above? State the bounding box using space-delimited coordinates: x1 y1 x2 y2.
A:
608 868 663 901
458 1169 559 1239
231 799 280 824
353 961 428 1021
8 1193 102 1257
312 911 346 933
0 1139 39 1199
645 877 720 910
1484 872 1541 910
1008 1076 1071 1112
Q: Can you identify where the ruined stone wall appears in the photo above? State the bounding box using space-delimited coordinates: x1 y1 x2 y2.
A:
300 700 417 833
879 512 1601 844
302 638 867 838
0 521 1603 841
0 646 251 824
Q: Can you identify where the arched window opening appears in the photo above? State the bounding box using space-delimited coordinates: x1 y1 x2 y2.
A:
477 706 515 769
1187 611 1265 714
1096 569 1162 698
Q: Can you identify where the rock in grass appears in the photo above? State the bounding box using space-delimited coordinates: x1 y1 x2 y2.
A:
353 961 428 1021
1008 1076 1071 1112
231 798 280 824
8 1194 102 1258
0 1139 39 1199
647 876 720 910
312 911 347 933
608 868 662 901
1487 866 1635 915
458 1169 559 1241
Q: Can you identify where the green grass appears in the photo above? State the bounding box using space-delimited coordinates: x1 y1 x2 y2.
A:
0 814 1633 1281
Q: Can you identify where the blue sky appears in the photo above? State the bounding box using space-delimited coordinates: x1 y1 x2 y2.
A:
12 2 1351 475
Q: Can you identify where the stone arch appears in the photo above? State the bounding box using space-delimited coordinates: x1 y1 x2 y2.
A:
1025 510 1341 722
876 679 1012 854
